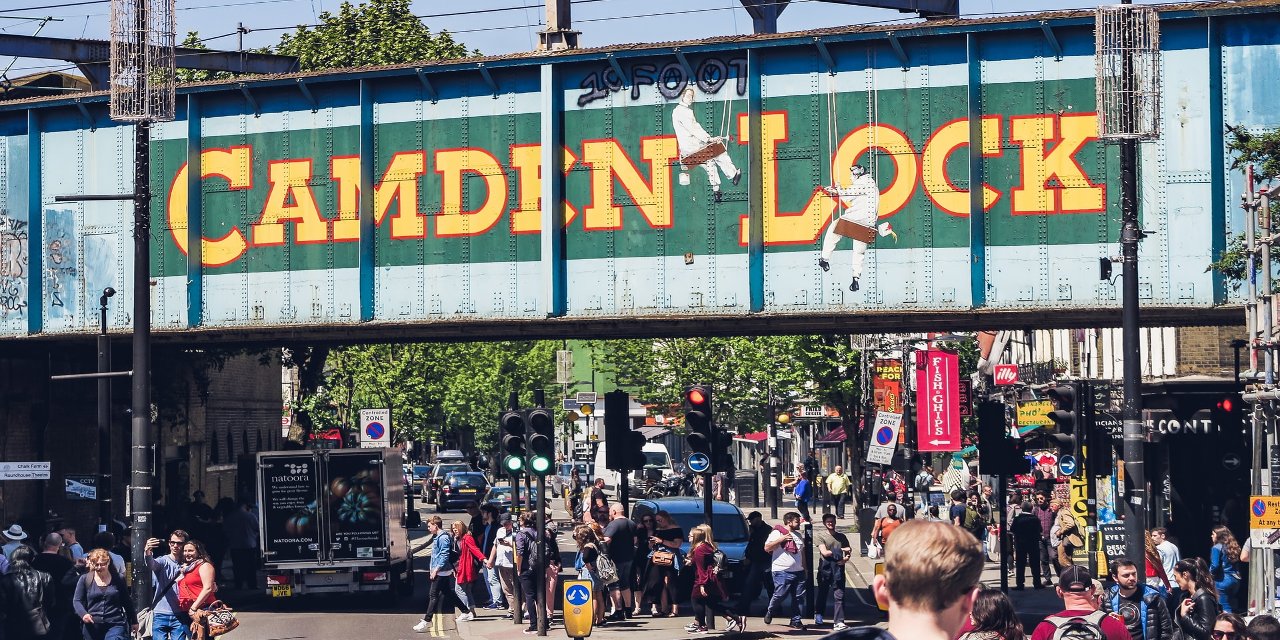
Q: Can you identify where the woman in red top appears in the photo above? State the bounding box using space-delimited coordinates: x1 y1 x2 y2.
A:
684 525 745 634
452 520 486 621
177 540 217 624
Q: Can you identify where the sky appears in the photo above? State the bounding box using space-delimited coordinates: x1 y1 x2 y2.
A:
0 0 1166 79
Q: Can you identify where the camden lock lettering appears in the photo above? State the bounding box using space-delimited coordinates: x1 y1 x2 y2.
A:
165 111 1104 268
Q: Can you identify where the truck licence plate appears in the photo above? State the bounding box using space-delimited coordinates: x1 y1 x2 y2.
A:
271 584 293 598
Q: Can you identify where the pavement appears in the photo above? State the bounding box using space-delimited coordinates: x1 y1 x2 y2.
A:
233 497 1064 640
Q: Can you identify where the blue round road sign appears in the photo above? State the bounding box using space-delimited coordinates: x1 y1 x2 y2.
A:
1254 499 1267 518
365 421 386 440
875 427 894 446
687 452 711 474
566 584 590 606
1058 455 1077 476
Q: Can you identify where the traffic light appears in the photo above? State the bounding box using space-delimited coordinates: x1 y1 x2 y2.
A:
500 408 528 475
1047 382 1081 464
977 400 1025 475
526 407 555 476
1212 393 1244 432
604 390 646 470
713 429 734 474
684 384 714 459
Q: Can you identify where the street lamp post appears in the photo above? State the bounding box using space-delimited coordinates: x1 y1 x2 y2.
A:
97 288 115 531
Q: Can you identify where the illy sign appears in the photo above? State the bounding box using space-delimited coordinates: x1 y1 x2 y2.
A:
993 364 1020 385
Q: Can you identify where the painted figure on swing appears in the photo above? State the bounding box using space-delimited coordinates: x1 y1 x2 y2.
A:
671 86 741 203
818 165 897 293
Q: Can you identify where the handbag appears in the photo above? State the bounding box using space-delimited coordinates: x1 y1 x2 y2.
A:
136 568 184 640
651 549 675 567
194 601 239 638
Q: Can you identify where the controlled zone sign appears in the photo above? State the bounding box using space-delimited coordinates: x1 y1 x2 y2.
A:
867 411 903 465
359 409 391 448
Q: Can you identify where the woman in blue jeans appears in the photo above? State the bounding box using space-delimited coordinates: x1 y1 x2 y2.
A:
74 548 138 640
1210 526 1243 613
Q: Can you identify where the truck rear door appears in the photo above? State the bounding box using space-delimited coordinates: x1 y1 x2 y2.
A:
258 452 322 565
324 449 388 562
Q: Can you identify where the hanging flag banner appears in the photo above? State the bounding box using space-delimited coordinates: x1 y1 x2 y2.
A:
866 411 903 465
873 359 903 414
915 350 961 452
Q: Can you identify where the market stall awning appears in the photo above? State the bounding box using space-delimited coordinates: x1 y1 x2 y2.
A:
733 431 768 444
637 426 669 440
816 426 846 443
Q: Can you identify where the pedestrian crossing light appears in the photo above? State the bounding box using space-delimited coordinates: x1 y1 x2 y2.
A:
527 407 555 476
1046 382 1082 464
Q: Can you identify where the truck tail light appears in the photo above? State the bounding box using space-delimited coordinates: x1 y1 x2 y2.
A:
266 574 291 586
360 571 389 583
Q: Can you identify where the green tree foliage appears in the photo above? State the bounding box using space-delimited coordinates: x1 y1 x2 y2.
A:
1207 125 1280 289
276 0 473 71
318 341 556 449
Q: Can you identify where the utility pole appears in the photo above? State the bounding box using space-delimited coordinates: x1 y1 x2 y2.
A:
97 288 115 530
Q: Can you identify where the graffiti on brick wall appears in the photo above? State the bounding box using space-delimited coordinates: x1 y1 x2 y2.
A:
0 213 27 317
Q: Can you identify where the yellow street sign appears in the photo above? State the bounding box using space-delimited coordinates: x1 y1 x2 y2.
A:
562 579 594 638
1251 496 1280 530
1017 400 1054 427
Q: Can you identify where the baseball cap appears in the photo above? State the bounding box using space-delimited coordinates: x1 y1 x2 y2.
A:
500 513 513 524
1058 565 1093 592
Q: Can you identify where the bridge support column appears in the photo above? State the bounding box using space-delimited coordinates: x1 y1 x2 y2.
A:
540 64 567 318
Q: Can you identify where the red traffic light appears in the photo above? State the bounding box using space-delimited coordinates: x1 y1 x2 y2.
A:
1218 397 1235 413
687 388 707 405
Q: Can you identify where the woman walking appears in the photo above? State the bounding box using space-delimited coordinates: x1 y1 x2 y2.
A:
1209 526 1243 613
572 525 606 627
413 516 471 633
72 549 137 640
1173 557 1221 640
958 588 1024 640
3 546 56 640
637 511 683 617
177 541 217 637
630 514 655 615
685 525 744 634
451 521 485 621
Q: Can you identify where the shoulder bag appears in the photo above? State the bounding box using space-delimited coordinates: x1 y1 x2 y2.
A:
136 568 184 640
193 600 239 638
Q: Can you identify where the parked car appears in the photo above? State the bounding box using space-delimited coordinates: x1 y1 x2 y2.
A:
435 450 468 463
425 462 471 503
437 471 490 512
556 461 589 491
482 485 544 513
629 497 749 594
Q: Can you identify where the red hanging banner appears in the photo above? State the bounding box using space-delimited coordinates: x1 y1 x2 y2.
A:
915 350 961 452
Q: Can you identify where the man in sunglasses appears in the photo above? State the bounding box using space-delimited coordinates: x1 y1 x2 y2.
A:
144 529 192 640
1101 559 1173 640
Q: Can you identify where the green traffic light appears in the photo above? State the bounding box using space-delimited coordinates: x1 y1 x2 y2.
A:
504 455 525 473
529 456 552 475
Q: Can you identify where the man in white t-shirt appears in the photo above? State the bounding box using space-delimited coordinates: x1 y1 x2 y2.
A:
489 514 517 618
763 512 807 630
1151 528 1181 578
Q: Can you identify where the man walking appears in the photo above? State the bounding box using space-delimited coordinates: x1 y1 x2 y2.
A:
1031 566 1130 640
1151 528 1180 580
143 529 191 640
489 514 517 617
222 498 260 590
32 531 73 640
414 516 471 633
1031 492 1056 581
736 512 774 615
783 465 813 523
603 504 637 620
813 514 851 631
514 512 540 634
590 479 609 526
763 512 807 630
827 521 983 640
1101 559 1174 640
1010 500 1044 590
825 466 852 519
478 505 502 609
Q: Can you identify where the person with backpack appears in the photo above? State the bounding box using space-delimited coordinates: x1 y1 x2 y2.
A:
514 512 541 634
784 466 813 523
685 524 744 634
571 525 607 629
413 516 471 633
1010 501 1044 590
763 512 807 630
449 520 485 622
964 494 990 541
1029 565 1130 640
1100 559 1173 640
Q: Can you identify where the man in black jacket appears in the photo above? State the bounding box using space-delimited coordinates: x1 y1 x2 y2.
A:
1010 500 1044 590
1101 559 1173 640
